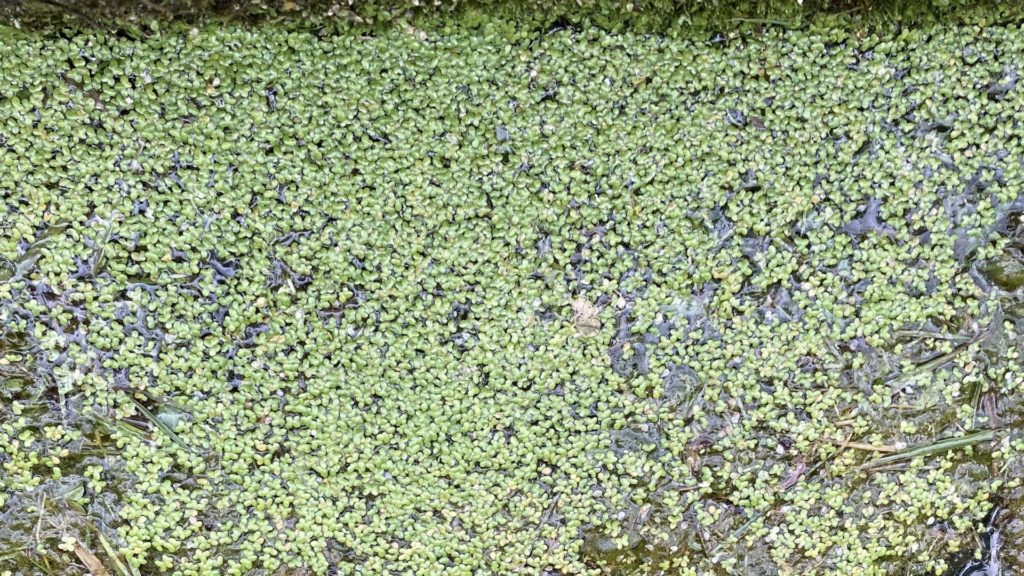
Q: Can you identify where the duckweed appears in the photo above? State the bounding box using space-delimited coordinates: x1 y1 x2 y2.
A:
1 4 1024 576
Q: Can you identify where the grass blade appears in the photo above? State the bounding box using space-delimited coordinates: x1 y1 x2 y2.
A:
864 430 994 468
127 397 193 453
95 531 136 576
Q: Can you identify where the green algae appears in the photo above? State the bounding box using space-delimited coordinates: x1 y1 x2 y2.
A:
982 255 1024 292
1 5 1024 576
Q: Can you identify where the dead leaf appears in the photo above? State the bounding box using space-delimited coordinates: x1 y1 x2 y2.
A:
570 296 600 337
779 456 807 491
982 393 1001 429
74 541 110 576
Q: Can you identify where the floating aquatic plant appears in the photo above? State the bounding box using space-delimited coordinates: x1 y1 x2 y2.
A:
1 5 1023 576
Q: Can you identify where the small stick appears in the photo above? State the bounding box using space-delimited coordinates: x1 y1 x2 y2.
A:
34 494 47 546
892 330 974 342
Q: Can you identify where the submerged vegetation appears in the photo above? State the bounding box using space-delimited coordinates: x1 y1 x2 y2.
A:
2 2 1024 575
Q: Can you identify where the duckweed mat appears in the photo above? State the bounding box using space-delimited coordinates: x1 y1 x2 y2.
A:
2 7 1024 576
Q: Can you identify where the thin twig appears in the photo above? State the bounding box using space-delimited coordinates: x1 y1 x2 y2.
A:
892 330 974 342
34 494 47 546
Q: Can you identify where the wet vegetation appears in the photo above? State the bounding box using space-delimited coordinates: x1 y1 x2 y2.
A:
2 1 1024 575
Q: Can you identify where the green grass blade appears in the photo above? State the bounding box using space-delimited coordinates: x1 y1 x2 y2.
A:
95 531 137 576
128 397 194 453
865 430 994 468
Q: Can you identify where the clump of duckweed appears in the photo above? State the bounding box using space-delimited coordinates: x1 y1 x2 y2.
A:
2 7 1024 576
